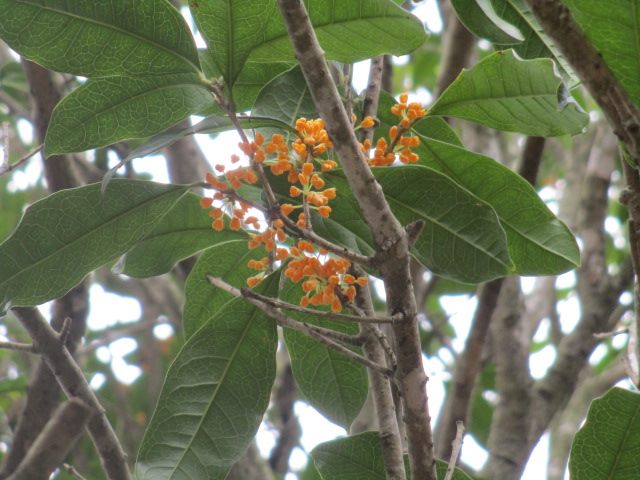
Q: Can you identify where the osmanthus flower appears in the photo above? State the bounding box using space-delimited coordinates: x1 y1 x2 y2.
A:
367 93 426 167
199 101 425 311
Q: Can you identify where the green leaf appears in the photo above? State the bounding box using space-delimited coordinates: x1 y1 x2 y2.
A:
311 431 473 479
451 0 523 44
45 74 213 155
429 50 588 137
325 167 512 283
487 0 576 82
182 239 265 339
199 50 292 113
417 138 580 274
0 0 200 77
253 66 317 129
119 193 248 278
0 180 188 313
563 0 640 106
191 0 426 88
280 282 368 428
569 387 640 479
136 274 279 480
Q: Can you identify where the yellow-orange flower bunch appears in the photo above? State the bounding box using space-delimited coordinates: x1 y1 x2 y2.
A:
366 93 426 167
201 118 370 312
246 237 368 313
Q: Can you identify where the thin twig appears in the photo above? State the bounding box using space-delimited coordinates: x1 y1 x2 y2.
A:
238 286 399 324
207 275 392 376
0 144 43 176
62 463 89 480
0 340 37 354
593 328 629 339
444 421 465 480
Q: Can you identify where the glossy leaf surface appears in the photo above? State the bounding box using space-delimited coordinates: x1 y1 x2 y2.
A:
325 167 512 283
191 0 426 87
429 50 588 136
182 239 263 339
120 193 247 278
45 75 212 155
280 283 368 428
0 0 200 77
563 0 640 106
0 180 188 312
417 138 580 274
136 275 279 480
569 388 640 479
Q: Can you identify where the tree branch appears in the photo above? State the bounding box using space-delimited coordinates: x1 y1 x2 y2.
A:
275 2 436 478
8 399 93 480
12 307 131 480
206 276 393 377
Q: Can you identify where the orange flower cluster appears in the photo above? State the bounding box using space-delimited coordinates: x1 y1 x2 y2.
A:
247 238 368 313
365 93 426 167
199 97 428 312
201 165 259 231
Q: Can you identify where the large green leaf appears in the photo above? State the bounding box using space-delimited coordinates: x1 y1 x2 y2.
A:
182 239 264 339
45 75 213 155
486 0 575 82
324 167 513 283
136 274 279 480
191 0 426 87
311 431 473 479
119 193 248 278
0 0 200 77
199 49 292 113
563 0 640 107
429 50 588 136
253 66 317 129
280 282 368 428
417 138 579 274
569 387 640 479
0 180 189 313
451 0 523 45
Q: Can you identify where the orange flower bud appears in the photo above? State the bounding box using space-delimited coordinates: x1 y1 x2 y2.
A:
344 274 356 284
290 186 303 197
281 204 294 216
212 218 225 231
322 188 337 200
356 277 369 287
311 174 325 189
360 116 375 129
318 206 332 218
247 276 262 287
229 217 241 230
200 197 213 208
321 160 337 172
331 297 342 313
399 93 408 104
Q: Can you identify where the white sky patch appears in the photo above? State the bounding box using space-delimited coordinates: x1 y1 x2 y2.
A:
412 0 443 33
111 356 142 384
87 283 141 330
440 294 477 352
533 318 550 343
90 372 107 390
460 434 488 471
522 435 551 480
296 402 346 451
558 295 581 334
589 343 608 366
153 323 174 341
556 270 576 290
529 344 557 379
